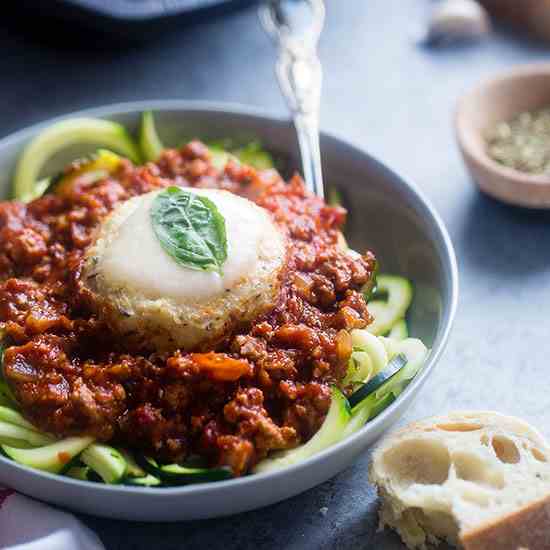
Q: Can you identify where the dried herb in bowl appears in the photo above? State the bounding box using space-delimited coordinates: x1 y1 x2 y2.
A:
486 107 550 175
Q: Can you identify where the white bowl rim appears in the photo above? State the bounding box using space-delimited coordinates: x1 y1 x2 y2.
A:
0 99 459 497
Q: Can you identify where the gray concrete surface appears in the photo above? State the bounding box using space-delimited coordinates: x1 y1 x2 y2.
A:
2 1 550 548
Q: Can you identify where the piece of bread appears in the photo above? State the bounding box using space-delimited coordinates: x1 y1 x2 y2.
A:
369 411 550 550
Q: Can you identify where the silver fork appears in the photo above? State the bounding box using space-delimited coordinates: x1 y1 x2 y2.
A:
259 0 325 198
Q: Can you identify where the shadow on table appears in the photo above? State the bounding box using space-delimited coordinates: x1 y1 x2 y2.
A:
79 452 427 550
459 191 550 278
81 476 350 550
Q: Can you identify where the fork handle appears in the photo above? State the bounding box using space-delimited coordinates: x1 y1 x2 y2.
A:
260 0 325 198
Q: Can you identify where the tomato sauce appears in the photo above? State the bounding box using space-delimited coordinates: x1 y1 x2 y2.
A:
0 142 375 474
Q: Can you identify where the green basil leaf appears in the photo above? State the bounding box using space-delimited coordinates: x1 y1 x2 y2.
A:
150 187 228 274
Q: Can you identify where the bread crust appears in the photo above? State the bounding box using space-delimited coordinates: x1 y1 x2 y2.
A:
462 493 550 550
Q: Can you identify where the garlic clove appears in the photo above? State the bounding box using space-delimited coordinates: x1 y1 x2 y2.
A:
424 0 491 45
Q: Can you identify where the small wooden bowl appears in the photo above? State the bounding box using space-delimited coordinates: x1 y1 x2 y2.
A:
455 64 550 208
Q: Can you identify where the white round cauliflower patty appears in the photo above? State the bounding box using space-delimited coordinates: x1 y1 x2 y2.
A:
82 188 287 352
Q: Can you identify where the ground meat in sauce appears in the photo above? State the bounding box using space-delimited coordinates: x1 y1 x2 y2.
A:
0 142 376 475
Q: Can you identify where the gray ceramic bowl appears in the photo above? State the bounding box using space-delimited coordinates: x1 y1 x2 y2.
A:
0 101 458 521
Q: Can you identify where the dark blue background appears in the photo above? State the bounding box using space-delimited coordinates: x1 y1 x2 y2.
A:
2 2 550 548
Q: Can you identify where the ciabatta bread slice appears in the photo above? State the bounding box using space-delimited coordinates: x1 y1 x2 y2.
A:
369 411 550 550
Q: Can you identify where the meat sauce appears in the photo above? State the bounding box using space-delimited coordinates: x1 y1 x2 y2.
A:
0 142 376 475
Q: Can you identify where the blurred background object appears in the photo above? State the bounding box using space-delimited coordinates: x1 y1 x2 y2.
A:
5 0 260 40
423 0 490 46
478 0 550 43
456 64 550 208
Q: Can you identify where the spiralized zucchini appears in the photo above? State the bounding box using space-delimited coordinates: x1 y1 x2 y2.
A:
140 111 164 162
13 118 141 202
367 275 413 336
138 111 275 169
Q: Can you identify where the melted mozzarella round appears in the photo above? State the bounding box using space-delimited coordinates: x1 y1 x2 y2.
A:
99 189 270 302
83 188 286 351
